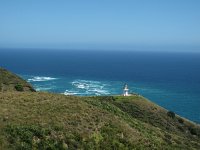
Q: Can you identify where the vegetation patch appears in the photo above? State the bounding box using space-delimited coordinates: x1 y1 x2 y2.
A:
14 84 24 91
167 111 176 119
3 124 142 150
178 117 184 124
4 124 83 150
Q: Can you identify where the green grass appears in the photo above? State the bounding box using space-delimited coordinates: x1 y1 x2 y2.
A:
0 92 200 149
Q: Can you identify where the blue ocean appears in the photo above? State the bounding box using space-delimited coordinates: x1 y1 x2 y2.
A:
0 49 200 123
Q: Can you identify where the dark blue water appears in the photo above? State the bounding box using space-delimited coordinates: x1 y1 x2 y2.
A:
0 49 200 123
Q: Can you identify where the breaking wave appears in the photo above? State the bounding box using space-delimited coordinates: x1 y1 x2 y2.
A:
63 90 80 96
64 79 110 96
36 87 53 91
28 76 58 82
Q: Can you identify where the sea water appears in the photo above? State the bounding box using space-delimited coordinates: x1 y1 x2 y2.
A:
0 49 200 123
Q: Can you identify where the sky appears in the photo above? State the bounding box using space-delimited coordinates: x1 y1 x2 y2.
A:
0 0 200 51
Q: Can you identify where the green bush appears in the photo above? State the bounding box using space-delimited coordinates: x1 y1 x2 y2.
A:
167 111 175 119
15 84 24 91
4 125 69 150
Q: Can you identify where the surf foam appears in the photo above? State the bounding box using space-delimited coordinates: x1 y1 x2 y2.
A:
28 76 58 82
64 79 110 96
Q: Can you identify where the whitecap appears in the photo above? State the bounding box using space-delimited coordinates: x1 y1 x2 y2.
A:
63 90 80 96
88 88 110 95
36 87 53 91
69 79 110 96
28 76 58 82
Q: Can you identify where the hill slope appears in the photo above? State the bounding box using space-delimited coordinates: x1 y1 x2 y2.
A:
0 68 35 92
0 92 200 149
0 68 200 149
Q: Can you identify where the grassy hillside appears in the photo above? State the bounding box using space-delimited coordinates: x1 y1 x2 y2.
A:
0 68 200 149
0 92 199 149
0 68 35 92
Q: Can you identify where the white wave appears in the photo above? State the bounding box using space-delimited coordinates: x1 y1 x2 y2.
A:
72 80 103 89
36 87 53 91
35 84 56 91
63 90 79 96
28 76 58 82
68 79 110 95
88 88 110 95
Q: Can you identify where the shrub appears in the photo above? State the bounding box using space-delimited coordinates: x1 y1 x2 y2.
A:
15 84 24 91
178 118 184 124
4 125 69 149
188 127 197 135
167 111 175 119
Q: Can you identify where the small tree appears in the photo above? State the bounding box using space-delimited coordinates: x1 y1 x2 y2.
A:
15 84 24 91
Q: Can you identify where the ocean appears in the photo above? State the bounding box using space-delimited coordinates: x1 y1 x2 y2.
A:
0 49 200 123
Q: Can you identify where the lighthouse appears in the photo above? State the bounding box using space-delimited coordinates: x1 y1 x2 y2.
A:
123 84 129 96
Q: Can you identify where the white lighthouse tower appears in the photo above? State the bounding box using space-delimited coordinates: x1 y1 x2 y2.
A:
123 84 129 96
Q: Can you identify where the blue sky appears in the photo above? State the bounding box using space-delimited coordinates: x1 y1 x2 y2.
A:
0 0 200 51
